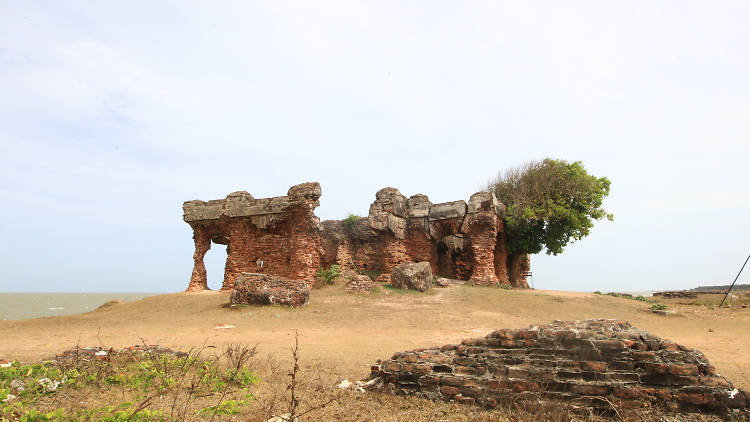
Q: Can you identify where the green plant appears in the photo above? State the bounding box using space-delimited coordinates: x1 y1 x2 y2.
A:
317 265 340 285
343 214 361 230
650 303 668 311
635 295 646 302
593 291 602 295
499 284 512 290
487 159 612 256
606 292 633 299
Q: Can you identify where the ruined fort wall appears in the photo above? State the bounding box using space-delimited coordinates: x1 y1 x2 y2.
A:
184 183 531 291
183 183 322 291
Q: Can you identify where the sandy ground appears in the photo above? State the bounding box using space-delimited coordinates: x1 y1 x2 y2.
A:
1 285 749 389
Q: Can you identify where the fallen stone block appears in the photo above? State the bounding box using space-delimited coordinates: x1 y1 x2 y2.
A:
390 262 433 292
230 273 310 307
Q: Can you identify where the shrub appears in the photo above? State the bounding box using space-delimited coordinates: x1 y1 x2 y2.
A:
317 265 340 285
650 303 668 311
343 214 361 230
635 295 647 302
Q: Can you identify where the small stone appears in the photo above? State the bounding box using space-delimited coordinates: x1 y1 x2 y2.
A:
434 277 451 287
337 379 351 389
10 379 25 394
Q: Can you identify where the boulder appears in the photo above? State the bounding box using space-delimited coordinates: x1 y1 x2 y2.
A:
230 273 310 307
390 262 433 292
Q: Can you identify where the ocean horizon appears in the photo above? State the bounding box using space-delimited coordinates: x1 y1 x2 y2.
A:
0 293 158 321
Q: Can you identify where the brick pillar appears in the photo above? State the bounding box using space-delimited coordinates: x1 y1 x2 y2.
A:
464 213 499 285
187 226 211 292
287 203 322 286
494 224 510 286
468 231 498 285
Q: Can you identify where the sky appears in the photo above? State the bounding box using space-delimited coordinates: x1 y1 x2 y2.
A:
0 1 748 293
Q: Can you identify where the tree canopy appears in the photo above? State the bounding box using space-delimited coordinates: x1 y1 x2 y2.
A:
488 159 612 255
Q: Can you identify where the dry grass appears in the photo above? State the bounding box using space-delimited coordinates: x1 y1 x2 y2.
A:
1 283 749 420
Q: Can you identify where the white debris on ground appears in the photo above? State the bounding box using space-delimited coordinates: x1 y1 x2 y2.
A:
2 394 16 403
267 413 297 422
336 377 382 393
10 379 25 394
729 388 739 399
213 323 236 329
95 350 108 356
38 377 61 392
0 360 11 368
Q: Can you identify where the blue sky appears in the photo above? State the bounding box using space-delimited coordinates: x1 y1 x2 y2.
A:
1 1 748 292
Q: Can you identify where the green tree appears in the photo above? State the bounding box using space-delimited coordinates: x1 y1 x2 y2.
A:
489 158 613 256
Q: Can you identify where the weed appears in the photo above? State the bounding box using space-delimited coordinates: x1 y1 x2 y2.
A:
650 303 668 311
317 265 340 285
343 214 361 230
0 342 261 422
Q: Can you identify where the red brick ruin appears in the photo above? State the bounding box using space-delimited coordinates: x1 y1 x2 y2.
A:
183 182 530 292
366 319 749 417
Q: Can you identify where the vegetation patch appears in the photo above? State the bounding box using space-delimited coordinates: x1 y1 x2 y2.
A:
317 265 340 285
342 214 361 230
0 344 259 421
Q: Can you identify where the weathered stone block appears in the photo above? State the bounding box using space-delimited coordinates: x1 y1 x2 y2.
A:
428 201 467 221
390 261 433 292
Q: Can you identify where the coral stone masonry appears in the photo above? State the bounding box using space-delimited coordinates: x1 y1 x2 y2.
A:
365 319 749 417
183 182 531 292
183 183 323 291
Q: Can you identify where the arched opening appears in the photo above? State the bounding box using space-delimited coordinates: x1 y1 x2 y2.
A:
204 239 228 290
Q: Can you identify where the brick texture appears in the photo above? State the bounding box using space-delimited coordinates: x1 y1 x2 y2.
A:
366 319 749 417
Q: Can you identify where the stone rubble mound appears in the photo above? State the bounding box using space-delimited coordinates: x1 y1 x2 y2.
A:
230 272 310 307
343 270 374 293
365 319 749 417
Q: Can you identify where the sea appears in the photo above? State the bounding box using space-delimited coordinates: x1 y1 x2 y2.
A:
0 293 157 321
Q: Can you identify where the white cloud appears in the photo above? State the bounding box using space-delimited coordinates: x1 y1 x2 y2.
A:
0 1 748 292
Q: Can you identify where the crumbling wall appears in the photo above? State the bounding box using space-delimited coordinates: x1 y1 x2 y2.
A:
183 183 322 291
320 187 518 286
184 183 531 291
366 319 749 417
